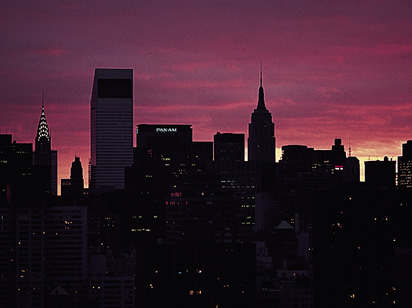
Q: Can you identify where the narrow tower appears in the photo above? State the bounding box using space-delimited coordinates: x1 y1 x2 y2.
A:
248 65 276 163
70 156 84 194
35 97 51 166
34 96 58 195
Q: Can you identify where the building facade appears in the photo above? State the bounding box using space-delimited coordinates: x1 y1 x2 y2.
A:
90 69 133 190
214 132 244 162
398 140 412 188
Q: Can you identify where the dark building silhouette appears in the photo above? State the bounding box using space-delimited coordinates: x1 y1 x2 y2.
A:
398 140 412 188
365 156 396 189
276 139 359 233
34 102 57 195
0 134 35 206
136 124 192 148
0 203 91 308
345 156 360 183
124 124 257 308
165 172 247 245
248 68 275 163
90 68 133 190
214 132 244 162
61 156 84 197
70 156 84 192
125 124 213 244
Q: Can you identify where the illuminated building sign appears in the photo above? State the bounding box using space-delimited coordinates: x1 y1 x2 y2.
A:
156 127 178 133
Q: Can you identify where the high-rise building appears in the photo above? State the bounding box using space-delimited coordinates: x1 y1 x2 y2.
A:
214 132 244 162
248 67 275 163
136 124 192 149
0 134 33 205
44 206 88 297
125 124 213 244
365 156 396 189
61 156 84 197
34 102 58 195
398 140 412 187
90 69 133 190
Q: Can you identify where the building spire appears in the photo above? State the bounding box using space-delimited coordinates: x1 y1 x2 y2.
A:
257 61 267 111
37 92 50 142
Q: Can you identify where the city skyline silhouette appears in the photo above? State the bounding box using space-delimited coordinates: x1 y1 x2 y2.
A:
1 1 412 190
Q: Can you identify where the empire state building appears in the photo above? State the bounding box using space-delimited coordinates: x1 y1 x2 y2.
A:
248 69 276 163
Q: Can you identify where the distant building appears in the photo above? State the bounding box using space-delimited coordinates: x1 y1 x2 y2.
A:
1 205 89 307
61 156 84 197
214 132 244 162
44 206 88 296
90 68 133 190
248 68 276 163
34 103 57 195
280 139 359 183
126 124 213 245
0 134 34 205
365 156 396 188
398 140 412 188
278 139 360 232
136 124 192 149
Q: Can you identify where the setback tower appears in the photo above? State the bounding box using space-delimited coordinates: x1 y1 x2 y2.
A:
248 66 275 163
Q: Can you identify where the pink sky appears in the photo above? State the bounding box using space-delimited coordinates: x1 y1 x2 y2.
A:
1 1 412 191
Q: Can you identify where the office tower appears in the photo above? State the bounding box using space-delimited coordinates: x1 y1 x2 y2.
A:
136 124 192 148
248 68 275 163
134 124 212 170
15 208 45 308
0 206 15 308
0 134 33 205
365 156 396 188
214 132 244 162
44 206 88 299
71 156 84 193
34 102 58 195
61 156 84 197
344 156 360 183
398 140 412 187
90 68 133 190
126 124 213 244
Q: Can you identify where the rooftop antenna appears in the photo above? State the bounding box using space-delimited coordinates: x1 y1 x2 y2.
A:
260 59 263 87
348 138 352 157
42 89 45 108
